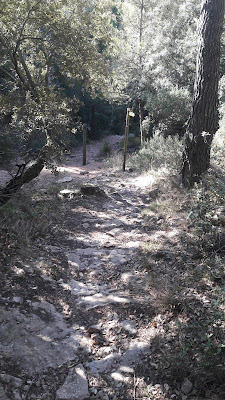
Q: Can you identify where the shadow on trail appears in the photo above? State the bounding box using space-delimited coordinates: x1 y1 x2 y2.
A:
1 165 224 400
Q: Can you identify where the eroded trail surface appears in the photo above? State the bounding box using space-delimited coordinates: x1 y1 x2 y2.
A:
0 136 191 400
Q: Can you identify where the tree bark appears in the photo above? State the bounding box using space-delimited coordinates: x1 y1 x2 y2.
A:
182 0 225 188
0 149 47 206
138 0 145 143
90 104 95 137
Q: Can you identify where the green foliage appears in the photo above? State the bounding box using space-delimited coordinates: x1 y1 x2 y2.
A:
98 141 112 158
187 171 225 255
212 127 225 168
130 135 183 172
0 0 118 165
0 130 20 164
114 0 199 135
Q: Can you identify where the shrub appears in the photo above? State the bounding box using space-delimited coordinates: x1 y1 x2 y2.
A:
130 135 183 172
98 141 112 158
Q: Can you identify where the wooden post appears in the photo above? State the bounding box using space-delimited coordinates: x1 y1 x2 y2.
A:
83 123 87 166
123 108 130 171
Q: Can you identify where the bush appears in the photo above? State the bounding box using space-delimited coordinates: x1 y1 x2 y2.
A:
98 141 112 158
211 130 225 168
187 170 225 258
130 135 183 172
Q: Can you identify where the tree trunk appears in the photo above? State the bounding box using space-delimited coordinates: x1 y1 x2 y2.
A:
139 100 145 143
138 0 145 143
0 151 46 206
90 104 95 137
182 0 224 188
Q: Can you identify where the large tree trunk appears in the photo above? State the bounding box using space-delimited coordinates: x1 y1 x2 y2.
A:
182 0 224 188
0 149 47 206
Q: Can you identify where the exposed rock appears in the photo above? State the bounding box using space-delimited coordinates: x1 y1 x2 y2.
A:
12 390 22 400
57 176 73 183
212 207 225 226
0 306 85 372
79 291 130 310
87 353 121 376
59 189 79 199
80 171 89 175
80 184 106 197
121 320 137 335
12 297 23 304
181 378 193 395
96 390 109 400
56 364 89 400
0 375 23 388
111 340 150 382
0 384 10 400
120 272 140 284
87 325 102 334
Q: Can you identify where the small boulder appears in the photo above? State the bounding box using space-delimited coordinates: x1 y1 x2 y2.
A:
56 364 89 400
58 189 79 199
57 176 73 183
0 384 10 400
80 184 105 197
181 378 193 395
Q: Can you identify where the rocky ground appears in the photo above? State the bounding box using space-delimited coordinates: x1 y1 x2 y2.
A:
0 136 224 400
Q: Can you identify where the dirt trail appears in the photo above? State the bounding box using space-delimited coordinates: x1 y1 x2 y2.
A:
0 137 198 399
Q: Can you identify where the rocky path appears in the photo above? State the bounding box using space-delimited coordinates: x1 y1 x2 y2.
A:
0 136 190 400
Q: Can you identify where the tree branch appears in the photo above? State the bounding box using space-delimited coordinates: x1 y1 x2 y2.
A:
14 0 44 54
18 49 38 98
0 65 16 81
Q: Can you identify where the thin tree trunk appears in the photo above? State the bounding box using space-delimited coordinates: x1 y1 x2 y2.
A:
90 105 95 137
139 100 144 143
182 0 225 188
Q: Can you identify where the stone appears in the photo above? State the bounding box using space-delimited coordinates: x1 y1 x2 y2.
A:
87 353 121 376
87 325 102 334
121 320 137 335
56 364 89 400
181 378 193 395
0 384 10 400
12 297 23 304
12 390 21 400
80 184 105 197
0 375 23 388
164 384 170 392
0 305 85 373
80 171 89 175
82 223 90 229
96 390 109 400
58 189 79 199
57 176 73 183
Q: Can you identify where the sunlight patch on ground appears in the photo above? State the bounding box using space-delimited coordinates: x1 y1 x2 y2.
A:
132 173 156 189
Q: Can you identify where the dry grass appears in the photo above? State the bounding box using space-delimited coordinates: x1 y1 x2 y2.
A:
0 184 62 265
137 155 225 398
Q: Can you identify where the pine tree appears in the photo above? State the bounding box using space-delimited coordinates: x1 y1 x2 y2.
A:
182 0 225 188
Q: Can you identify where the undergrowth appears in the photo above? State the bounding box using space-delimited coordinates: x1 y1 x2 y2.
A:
105 134 183 173
130 135 183 172
0 185 61 265
139 131 225 398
